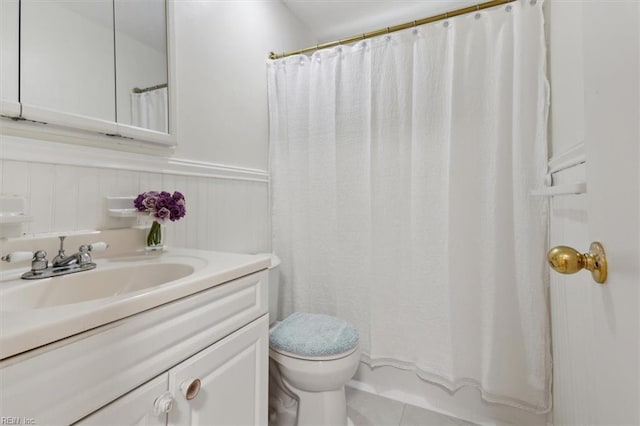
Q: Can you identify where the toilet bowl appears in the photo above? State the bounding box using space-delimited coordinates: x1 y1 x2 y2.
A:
270 344 360 426
263 254 360 426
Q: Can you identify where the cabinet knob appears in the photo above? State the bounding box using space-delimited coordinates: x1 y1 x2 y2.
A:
153 392 174 415
180 378 201 400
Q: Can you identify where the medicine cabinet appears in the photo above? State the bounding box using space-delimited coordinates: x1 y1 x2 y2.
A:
0 0 20 117
0 0 176 147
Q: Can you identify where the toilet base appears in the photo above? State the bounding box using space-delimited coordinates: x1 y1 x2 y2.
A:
269 403 353 426
270 366 353 426
288 379 349 426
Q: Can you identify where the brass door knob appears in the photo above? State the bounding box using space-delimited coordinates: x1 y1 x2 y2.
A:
547 242 607 284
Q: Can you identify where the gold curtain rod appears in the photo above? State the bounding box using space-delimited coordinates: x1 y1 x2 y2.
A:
269 0 516 60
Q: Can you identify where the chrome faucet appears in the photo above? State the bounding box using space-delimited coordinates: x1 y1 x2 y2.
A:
52 236 92 267
2 235 108 280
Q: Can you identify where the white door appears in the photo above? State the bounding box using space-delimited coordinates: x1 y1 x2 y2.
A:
549 2 639 425
168 315 269 426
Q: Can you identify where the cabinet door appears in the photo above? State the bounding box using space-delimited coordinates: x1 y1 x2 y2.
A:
114 0 168 133
0 0 20 116
168 315 268 426
20 0 117 133
76 374 169 426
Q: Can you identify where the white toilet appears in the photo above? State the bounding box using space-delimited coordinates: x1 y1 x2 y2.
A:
265 255 360 426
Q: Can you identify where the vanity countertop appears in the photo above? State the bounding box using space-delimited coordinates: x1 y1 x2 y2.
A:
0 244 269 360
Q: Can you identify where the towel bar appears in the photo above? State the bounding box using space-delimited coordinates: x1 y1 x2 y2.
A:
530 182 587 197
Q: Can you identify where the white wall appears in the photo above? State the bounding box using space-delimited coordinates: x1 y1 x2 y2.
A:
547 1 584 158
173 0 316 170
0 1 315 254
0 139 269 253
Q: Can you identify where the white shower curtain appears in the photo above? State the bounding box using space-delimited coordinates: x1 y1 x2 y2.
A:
268 0 549 412
130 86 169 133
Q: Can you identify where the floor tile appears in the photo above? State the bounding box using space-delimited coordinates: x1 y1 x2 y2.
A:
399 404 478 426
346 387 405 426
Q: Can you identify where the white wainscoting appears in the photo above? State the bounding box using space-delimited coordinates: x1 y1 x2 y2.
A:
0 135 270 254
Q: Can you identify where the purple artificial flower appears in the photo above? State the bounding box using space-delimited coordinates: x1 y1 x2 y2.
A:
134 193 146 211
170 204 186 221
142 195 158 210
156 207 171 222
134 190 186 222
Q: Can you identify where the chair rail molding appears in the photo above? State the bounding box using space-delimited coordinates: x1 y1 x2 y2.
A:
0 133 269 183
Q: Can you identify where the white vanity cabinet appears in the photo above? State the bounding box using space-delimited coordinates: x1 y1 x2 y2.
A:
79 315 268 426
77 374 169 426
168 316 268 426
0 269 268 425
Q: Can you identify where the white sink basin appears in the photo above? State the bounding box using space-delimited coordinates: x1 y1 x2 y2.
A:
1 263 195 310
0 246 270 359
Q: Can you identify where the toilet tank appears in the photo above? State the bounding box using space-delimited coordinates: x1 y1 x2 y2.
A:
264 254 281 325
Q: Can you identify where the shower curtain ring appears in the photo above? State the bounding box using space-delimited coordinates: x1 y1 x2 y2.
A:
476 4 480 11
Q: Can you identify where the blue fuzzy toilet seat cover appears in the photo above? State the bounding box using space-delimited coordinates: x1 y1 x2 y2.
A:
269 312 359 357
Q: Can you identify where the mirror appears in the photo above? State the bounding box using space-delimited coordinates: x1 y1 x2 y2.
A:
17 0 172 143
0 0 20 117
20 0 116 124
114 0 169 134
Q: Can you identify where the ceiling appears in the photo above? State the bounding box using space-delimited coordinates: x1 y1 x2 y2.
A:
281 0 480 44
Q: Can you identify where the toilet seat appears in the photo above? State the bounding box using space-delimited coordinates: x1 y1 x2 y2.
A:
269 312 359 358
269 343 359 361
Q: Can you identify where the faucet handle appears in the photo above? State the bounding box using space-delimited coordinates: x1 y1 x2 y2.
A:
1 251 48 272
77 245 92 266
88 242 109 252
1 251 34 263
32 250 48 271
